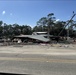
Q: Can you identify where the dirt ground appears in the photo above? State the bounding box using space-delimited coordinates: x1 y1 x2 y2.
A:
0 43 76 55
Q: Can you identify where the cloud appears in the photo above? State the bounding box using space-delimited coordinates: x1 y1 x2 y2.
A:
2 11 6 15
54 19 60 23
56 19 60 22
10 13 12 16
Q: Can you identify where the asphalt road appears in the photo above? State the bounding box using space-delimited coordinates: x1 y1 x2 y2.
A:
0 53 76 75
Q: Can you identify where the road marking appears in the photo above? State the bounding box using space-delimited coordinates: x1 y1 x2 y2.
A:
0 57 76 64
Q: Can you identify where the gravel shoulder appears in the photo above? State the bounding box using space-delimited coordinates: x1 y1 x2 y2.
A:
0 44 76 55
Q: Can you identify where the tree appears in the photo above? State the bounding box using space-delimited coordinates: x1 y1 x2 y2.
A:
53 21 66 36
3 23 10 38
0 21 3 36
37 13 56 38
22 25 32 35
13 23 21 35
67 20 76 37
0 21 3 26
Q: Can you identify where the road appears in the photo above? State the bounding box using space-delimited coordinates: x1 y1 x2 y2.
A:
0 53 76 75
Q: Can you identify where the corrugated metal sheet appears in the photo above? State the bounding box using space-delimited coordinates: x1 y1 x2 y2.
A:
15 35 50 42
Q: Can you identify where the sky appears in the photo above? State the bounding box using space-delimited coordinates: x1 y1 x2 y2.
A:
0 0 76 27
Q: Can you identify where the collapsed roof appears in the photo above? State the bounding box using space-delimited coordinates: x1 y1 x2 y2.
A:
14 35 50 42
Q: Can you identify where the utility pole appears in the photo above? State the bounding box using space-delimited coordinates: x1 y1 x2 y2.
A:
58 11 76 41
67 11 76 41
67 23 69 41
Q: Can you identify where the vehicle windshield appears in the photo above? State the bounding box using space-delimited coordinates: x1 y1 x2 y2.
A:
0 0 76 75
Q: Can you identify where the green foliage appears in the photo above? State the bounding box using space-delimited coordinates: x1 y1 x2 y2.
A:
36 13 76 37
0 22 32 39
0 13 76 39
0 21 3 26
